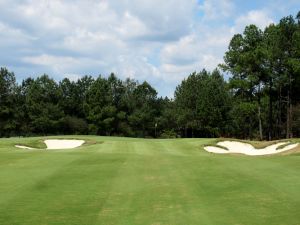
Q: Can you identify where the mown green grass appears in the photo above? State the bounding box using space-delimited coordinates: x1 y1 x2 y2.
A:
0 136 300 225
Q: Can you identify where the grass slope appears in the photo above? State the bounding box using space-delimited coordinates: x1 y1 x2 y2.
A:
0 136 300 225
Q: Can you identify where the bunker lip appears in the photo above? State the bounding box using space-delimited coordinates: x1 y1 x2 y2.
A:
15 145 36 150
15 139 85 150
204 141 299 156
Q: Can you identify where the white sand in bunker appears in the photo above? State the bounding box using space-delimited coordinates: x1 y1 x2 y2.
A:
44 140 85 149
204 141 299 156
15 139 85 150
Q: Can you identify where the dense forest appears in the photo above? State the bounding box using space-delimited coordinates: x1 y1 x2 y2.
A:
1 12 300 140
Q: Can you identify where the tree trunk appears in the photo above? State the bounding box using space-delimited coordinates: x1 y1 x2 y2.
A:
249 116 252 139
286 94 290 139
258 84 263 140
258 104 263 140
279 86 282 139
268 81 273 140
290 104 293 138
286 74 292 139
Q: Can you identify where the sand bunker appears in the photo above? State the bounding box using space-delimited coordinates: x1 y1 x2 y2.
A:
204 141 298 156
15 139 85 150
44 139 85 149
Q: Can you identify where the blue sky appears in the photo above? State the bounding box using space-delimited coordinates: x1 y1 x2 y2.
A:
0 0 299 97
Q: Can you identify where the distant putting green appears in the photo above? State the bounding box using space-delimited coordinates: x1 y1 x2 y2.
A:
0 136 300 225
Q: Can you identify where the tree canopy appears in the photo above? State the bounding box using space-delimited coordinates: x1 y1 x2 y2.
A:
1 11 299 139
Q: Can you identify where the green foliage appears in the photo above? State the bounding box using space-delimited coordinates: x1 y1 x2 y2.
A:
292 104 300 136
0 68 17 137
25 75 64 135
160 129 177 139
221 11 300 139
174 69 231 137
60 116 88 134
0 11 300 140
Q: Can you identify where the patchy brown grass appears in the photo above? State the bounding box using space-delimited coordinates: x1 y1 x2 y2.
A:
279 144 300 155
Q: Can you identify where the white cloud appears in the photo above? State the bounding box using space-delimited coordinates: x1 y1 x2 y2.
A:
0 0 294 97
159 24 234 83
0 0 197 84
157 7 275 86
233 10 274 33
0 22 32 47
22 54 105 75
199 0 235 20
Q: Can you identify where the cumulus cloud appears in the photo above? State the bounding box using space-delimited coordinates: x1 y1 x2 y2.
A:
199 0 235 20
159 23 234 83
233 10 274 33
0 0 297 97
0 0 197 86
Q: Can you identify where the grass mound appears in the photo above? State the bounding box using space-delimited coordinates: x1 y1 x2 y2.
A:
15 139 47 149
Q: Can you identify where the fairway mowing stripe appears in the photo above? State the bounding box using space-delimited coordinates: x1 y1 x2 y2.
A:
195 156 300 206
0 153 82 207
1 136 300 224
138 140 190 157
131 141 155 156
155 141 188 156
111 141 133 154
0 152 130 224
94 148 170 223
171 157 242 224
170 140 199 156
94 142 135 223
96 141 138 155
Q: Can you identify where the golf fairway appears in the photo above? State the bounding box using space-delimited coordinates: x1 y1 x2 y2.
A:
0 136 300 225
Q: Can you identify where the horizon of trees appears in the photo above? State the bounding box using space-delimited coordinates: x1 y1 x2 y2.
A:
1 11 300 140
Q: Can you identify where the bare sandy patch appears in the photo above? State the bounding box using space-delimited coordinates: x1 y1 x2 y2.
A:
204 141 298 156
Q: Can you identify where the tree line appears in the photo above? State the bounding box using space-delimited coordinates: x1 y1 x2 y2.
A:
1 12 299 140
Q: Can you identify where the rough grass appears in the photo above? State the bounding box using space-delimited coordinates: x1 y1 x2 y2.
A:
14 137 47 149
0 136 300 225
